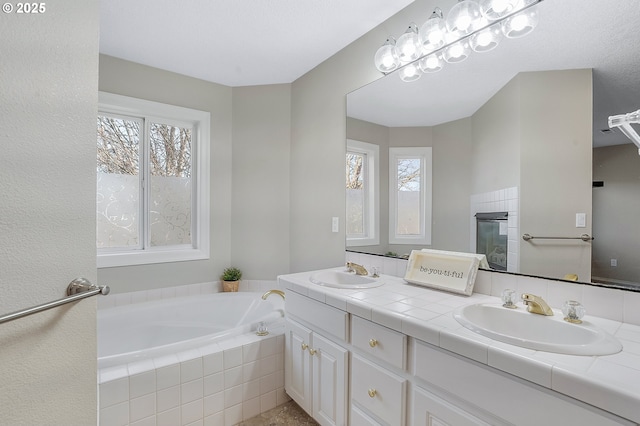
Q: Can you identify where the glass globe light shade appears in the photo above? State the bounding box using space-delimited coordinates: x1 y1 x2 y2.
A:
443 31 470 63
501 1 539 38
418 53 444 73
419 8 446 53
445 0 482 36
470 21 503 52
479 0 516 20
374 37 400 73
398 63 421 82
397 23 421 63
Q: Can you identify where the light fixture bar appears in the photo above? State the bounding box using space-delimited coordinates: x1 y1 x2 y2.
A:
377 0 544 78
609 109 640 155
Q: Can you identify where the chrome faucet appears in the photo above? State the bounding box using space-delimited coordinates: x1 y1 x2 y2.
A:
346 262 368 276
262 289 285 300
521 293 554 316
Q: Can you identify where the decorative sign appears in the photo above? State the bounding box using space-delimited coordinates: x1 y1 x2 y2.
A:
404 250 482 296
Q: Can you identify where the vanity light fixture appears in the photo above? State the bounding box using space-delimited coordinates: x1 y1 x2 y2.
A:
374 0 543 81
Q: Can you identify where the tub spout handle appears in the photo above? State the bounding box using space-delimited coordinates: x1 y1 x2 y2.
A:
262 289 285 300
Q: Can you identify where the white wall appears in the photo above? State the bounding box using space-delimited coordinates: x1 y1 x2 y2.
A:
471 75 521 193
232 84 292 278
0 1 99 424
289 0 435 272
592 143 640 283
519 69 593 280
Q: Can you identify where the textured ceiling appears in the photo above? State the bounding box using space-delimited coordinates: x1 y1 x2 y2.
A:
347 0 640 147
99 0 414 87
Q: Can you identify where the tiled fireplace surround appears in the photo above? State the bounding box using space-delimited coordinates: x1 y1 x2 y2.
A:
98 254 640 425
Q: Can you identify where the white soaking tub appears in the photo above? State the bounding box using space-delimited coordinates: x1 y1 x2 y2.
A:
98 291 284 369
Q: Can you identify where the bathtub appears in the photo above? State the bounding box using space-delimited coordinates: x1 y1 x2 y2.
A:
98 289 289 425
98 291 284 369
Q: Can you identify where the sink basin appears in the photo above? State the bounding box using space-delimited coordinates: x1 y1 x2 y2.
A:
309 270 384 289
453 303 622 355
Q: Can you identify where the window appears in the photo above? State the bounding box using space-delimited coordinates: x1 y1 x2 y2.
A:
346 140 379 246
389 147 432 245
97 92 210 267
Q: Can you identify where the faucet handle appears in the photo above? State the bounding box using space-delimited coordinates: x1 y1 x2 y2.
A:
501 289 517 308
562 300 585 324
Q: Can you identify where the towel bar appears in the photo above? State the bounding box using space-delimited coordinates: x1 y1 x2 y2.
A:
0 278 109 325
522 233 593 242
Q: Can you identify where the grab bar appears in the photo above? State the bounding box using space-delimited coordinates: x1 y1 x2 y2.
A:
0 278 110 325
522 233 593 242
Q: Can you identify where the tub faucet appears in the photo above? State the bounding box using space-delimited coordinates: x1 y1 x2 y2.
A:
346 262 368 276
262 289 285 300
521 293 554 316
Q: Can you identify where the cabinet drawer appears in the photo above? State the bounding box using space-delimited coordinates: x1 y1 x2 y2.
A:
351 354 406 426
351 316 406 369
286 291 348 341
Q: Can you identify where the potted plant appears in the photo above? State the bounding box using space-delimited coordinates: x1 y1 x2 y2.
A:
221 267 242 292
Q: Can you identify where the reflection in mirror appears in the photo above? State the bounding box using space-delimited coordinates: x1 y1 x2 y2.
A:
346 0 640 290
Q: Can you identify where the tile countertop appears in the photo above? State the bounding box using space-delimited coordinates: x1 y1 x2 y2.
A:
279 269 640 424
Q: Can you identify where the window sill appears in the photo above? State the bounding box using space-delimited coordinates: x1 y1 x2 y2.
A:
97 247 209 268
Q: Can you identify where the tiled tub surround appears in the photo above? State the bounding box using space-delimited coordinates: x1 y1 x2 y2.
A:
98 281 290 426
282 267 640 424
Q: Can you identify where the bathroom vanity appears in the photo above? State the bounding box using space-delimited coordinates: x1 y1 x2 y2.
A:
279 269 639 426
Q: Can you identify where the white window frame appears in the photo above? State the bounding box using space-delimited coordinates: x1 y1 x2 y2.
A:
389 147 432 245
97 92 210 268
346 139 379 247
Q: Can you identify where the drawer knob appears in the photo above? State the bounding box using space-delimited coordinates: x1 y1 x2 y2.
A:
301 343 308 351
369 338 378 348
368 388 377 398
308 348 317 356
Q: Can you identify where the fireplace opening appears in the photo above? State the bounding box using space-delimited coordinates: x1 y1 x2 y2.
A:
475 212 508 271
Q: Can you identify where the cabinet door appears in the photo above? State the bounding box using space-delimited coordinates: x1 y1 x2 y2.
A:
411 386 494 426
351 405 383 426
285 319 313 414
312 332 348 426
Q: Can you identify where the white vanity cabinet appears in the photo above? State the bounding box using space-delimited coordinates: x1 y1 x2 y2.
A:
285 292 349 426
281 273 636 426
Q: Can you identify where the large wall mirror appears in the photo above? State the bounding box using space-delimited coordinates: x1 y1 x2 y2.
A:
346 0 640 290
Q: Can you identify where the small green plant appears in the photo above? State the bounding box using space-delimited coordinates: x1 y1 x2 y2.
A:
222 267 242 281
385 251 398 257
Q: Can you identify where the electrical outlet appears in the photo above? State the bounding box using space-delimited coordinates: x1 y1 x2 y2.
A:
332 217 339 233
611 259 617 267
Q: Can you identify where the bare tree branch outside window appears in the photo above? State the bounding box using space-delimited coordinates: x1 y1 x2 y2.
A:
397 158 421 191
97 116 140 175
346 152 364 190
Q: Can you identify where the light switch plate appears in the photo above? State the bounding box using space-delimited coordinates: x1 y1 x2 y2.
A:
332 217 339 233
576 213 586 228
